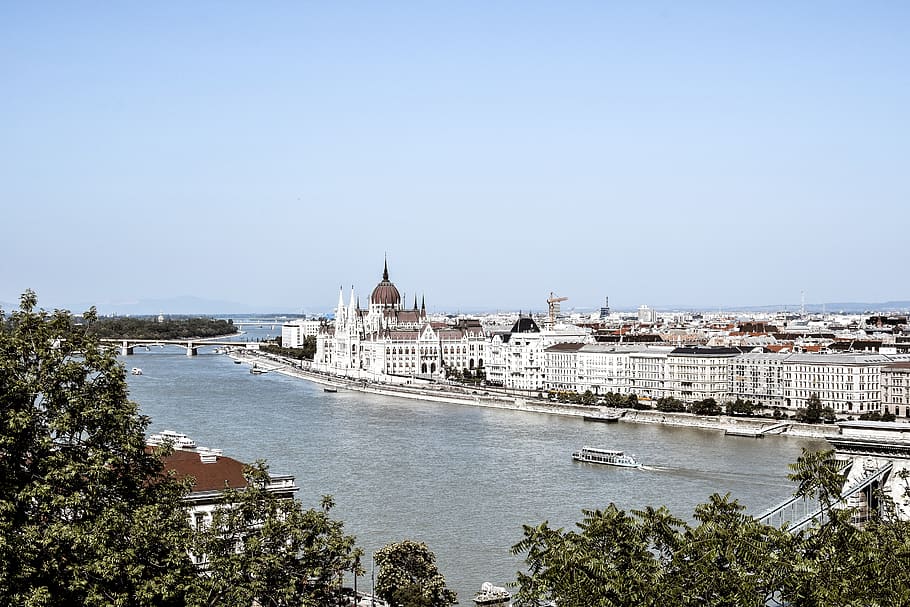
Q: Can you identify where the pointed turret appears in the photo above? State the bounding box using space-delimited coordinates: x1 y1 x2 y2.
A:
421 295 426 315
414 295 418 311
336 286 346 328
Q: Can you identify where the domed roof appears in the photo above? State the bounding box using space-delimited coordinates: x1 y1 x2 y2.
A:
370 259 401 307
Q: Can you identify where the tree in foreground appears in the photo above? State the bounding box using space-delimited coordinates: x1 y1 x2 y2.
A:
0 291 196 606
374 539 457 607
512 448 910 607
189 463 361 607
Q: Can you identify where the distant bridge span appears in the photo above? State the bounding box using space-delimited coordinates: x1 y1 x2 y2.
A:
101 338 261 357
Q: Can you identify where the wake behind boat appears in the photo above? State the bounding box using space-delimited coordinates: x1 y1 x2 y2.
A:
572 446 639 468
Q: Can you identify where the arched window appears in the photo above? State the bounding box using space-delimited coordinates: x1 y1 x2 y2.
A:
470 358 475 369
421 363 427 374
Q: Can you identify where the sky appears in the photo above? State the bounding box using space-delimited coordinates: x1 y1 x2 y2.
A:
2 2 908 314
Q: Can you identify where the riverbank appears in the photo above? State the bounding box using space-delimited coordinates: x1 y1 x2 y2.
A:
228 350 841 440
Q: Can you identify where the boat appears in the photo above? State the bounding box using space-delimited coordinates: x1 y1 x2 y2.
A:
324 387 338 393
473 582 511 607
250 367 268 375
148 430 197 450
572 446 639 468
583 413 619 423
131 367 143 376
234 360 242 364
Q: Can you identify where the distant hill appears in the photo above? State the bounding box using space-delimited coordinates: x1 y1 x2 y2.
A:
85 296 271 316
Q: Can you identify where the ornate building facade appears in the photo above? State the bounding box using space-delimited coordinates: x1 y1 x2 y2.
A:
314 260 487 381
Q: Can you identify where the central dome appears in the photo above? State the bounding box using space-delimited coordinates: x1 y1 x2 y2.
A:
370 259 401 307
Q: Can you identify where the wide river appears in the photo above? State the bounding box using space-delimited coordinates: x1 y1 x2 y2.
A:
124 338 826 602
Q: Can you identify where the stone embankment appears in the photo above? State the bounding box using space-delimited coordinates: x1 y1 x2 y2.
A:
229 351 840 440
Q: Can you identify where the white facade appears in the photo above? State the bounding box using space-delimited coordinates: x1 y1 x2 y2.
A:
281 319 322 349
314 261 487 381
883 363 910 418
666 347 741 402
485 317 591 392
729 352 788 408
782 353 891 414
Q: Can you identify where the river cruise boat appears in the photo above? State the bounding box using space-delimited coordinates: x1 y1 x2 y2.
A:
147 430 197 450
473 582 511 607
572 446 639 468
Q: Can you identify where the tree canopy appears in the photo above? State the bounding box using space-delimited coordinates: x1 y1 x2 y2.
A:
0 292 362 607
0 291 196 606
374 540 457 607
512 448 910 607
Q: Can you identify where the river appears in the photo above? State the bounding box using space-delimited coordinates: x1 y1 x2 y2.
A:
123 335 826 602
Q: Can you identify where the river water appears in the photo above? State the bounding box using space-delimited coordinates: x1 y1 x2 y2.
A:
123 334 826 602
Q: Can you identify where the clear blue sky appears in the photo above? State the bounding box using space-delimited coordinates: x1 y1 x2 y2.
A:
2 2 908 314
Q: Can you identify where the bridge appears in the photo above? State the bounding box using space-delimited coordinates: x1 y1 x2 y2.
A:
756 421 910 531
102 338 261 357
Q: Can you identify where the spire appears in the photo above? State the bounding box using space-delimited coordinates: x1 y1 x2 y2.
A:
414 295 418 311
383 255 389 281
421 294 426 313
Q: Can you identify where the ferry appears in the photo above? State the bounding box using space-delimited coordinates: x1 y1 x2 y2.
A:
473 582 511 607
572 446 639 468
148 430 197 450
131 367 143 376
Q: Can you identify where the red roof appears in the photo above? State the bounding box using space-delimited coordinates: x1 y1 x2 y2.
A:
162 450 248 492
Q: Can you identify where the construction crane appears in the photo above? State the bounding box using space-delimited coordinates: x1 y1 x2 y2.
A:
547 292 568 328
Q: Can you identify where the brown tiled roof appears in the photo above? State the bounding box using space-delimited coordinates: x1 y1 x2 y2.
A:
162 450 248 492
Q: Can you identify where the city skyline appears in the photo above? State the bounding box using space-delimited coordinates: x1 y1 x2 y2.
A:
3 4 908 312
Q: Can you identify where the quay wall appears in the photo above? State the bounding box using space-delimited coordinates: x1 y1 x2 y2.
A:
231 351 840 440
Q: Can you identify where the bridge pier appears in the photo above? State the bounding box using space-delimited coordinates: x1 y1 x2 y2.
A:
121 341 134 356
186 342 197 357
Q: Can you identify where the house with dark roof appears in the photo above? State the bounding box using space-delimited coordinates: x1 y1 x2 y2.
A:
159 443 299 563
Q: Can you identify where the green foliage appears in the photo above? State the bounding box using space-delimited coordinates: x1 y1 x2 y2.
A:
189 462 361 607
260 335 317 361
514 447 910 607
374 540 456 607
0 291 196 607
724 398 755 417
88 316 237 340
656 396 687 413
859 410 896 422
691 397 721 416
795 393 823 424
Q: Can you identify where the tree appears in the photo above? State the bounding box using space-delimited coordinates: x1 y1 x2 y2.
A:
189 463 360 607
513 448 910 607
0 291 197 607
795 393 823 424
656 396 686 413
691 398 721 416
374 540 456 607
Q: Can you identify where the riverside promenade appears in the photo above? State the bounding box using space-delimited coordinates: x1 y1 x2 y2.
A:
229 350 839 440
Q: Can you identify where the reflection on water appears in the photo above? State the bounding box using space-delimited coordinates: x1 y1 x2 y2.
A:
124 344 826 600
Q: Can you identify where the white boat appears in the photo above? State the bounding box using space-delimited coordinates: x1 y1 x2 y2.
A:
148 430 197 450
131 367 143 375
572 446 639 468
473 582 511 607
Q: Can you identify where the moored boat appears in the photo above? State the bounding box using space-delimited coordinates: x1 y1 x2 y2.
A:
572 446 639 468
148 430 197 450
324 387 338 393
473 582 511 607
